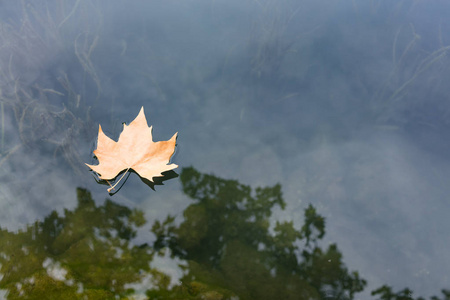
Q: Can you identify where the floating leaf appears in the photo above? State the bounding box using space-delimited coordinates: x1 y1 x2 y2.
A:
86 107 177 192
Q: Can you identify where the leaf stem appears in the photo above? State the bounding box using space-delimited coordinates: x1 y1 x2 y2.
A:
107 168 130 193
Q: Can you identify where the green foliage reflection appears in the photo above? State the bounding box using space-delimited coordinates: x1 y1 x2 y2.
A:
151 167 366 299
371 285 450 300
0 188 158 299
1 167 447 299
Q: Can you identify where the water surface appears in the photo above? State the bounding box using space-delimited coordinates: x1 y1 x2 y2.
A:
1 1 450 299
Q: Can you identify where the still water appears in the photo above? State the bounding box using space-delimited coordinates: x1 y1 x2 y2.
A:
1 1 450 299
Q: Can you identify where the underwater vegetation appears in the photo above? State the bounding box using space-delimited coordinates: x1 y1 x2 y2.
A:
0 0 104 177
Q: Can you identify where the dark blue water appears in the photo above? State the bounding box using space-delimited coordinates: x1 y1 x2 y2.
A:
1 1 450 299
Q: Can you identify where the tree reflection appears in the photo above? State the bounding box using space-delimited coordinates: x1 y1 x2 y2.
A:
0 188 162 299
371 285 450 300
0 167 448 299
150 167 366 299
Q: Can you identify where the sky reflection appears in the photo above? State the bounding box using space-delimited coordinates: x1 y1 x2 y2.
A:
1 1 450 298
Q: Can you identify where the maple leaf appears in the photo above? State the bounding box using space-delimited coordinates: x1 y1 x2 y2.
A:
86 107 178 192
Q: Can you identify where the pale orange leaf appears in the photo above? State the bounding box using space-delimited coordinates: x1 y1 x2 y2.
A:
86 107 177 192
